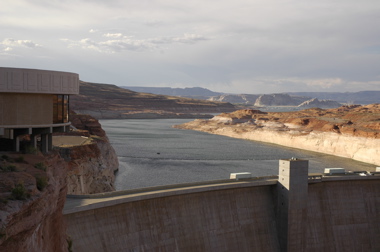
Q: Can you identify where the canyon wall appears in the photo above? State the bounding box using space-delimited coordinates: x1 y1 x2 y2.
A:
65 139 118 194
0 113 119 251
64 114 119 194
70 82 236 119
0 153 69 252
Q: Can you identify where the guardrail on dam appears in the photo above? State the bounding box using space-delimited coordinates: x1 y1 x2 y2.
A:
64 160 380 252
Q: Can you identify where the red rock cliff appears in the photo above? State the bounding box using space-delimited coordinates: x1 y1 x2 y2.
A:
64 114 119 194
0 152 68 252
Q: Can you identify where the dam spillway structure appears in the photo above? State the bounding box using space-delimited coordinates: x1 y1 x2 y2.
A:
64 159 380 251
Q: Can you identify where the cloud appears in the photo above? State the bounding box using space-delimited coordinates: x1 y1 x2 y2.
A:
0 38 41 54
103 33 123 38
2 38 40 48
155 33 208 44
2 0 380 93
63 32 207 53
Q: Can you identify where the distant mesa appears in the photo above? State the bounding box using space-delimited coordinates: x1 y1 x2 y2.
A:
254 94 301 106
208 94 260 104
297 98 342 108
121 86 222 100
122 86 379 107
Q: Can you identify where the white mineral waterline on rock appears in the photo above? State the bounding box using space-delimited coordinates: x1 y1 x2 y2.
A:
187 123 379 165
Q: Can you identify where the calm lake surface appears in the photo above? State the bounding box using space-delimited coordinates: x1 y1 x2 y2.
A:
100 119 375 190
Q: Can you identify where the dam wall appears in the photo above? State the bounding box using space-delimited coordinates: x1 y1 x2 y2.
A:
64 163 380 251
64 180 280 251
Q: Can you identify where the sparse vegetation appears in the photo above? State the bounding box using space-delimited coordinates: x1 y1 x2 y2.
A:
34 162 47 171
67 236 73 252
11 182 30 200
23 145 38 154
0 225 6 239
0 165 17 172
36 176 48 191
0 197 8 205
15 156 25 163
1 154 9 161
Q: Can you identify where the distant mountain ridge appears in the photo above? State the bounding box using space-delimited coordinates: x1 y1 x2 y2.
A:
288 91 380 104
121 86 221 99
120 86 379 105
70 82 236 119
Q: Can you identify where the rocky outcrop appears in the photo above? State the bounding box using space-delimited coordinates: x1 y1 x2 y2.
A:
0 113 119 251
209 94 260 104
0 152 68 252
298 98 341 108
175 105 380 165
62 114 119 194
65 139 118 194
254 93 300 106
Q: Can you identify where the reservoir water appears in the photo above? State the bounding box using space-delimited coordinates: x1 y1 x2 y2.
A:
100 119 375 190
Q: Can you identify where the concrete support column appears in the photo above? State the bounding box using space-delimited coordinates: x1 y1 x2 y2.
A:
48 133 52 151
277 158 309 252
30 134 37 149
41 134 49 153
14 135 21 152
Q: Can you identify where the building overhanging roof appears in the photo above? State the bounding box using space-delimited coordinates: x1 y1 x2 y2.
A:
0 67 79 95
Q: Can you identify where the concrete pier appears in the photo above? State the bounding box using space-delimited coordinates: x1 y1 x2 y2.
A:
277 159 309 252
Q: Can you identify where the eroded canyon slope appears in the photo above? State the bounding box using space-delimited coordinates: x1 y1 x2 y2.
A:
70 82 236 119
0 114 118 251
58 113 119 194
175 104 380 165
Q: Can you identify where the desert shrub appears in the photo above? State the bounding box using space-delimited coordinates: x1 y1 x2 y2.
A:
1 155 9 161
0 197 8 205
11 183 29 200
23 145 38 154
0 225 6 239
15 156 25 163
67 236 73 252
34 162 47 171
0 165 17 172
36 176 48 191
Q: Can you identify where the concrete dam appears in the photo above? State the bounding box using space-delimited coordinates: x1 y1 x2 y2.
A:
64 160 380 252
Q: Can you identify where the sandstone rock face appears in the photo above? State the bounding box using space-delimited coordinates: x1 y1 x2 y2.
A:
64 114 119 194
209 94 260 104
0 153 68 252
66 139 118 194
254 94 299 106
298 98 341 108
175 105 380 165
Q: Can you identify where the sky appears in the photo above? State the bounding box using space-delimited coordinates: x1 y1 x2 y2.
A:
1 0 380 94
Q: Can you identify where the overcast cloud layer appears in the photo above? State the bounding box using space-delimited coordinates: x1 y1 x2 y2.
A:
1 0 380 94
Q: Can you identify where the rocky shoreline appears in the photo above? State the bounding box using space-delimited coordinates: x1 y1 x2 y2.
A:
174 105 380 166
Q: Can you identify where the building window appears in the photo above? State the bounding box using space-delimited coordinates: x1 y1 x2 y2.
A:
53 95 69 123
